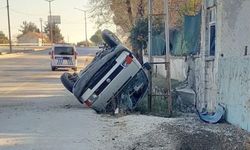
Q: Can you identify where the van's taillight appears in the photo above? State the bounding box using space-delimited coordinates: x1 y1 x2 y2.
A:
84 99 92 107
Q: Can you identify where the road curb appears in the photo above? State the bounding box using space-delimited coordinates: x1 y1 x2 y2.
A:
0 52 7 55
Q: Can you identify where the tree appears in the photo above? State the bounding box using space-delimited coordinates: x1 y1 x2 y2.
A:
89 0 113 27
90 30 103 45
130 17 165 62
0 31 9 44
44 23 64 43
179 0 201 16
19 21 40 35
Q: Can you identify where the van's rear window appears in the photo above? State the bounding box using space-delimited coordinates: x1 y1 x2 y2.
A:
54 47 74 55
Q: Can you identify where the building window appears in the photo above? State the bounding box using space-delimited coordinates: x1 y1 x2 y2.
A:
208 7 216 56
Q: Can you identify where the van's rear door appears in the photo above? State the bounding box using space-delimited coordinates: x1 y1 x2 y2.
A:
54 46 76 66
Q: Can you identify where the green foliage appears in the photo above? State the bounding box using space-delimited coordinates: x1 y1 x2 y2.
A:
76 41 91 47
89 0 113 27
19 21 40 35
44 23 64 43
90 30 103 45
130 18 148 50
130 17 165 49
179 0 202 16
0 31 9 44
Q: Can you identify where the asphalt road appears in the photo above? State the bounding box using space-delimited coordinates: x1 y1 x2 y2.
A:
0 48 168 150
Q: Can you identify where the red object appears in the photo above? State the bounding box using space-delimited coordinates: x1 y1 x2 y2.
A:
125 55 133 64
84 100 92 107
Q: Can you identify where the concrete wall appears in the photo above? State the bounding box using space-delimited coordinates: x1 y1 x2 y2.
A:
218 57 250 131
220 0 250 58
215 0 250 131
143 56 187 81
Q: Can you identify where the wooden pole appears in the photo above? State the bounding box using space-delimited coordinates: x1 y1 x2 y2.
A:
6 0 12 53
148 0 153 112
164 0 172 116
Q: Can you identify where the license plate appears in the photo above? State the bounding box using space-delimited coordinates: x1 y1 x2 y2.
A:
56 57 73 65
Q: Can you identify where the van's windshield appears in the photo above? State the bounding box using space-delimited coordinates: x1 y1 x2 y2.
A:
54 47 74 55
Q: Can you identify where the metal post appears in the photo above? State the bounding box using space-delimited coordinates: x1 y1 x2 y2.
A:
6 0 12 53
148 0 153 112
75 8 88 46
45 0 54 44
49 1 53 43
164 0 172 116
40 18 43 46
84 11 88 45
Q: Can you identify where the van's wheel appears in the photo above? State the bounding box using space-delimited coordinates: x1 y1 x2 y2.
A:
60 72 79 93
102 29 121 48
51 67 56 71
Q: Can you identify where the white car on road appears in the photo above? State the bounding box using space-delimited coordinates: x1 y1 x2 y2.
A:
49 44 78 71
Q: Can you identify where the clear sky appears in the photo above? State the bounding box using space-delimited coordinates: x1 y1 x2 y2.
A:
0 0 113 43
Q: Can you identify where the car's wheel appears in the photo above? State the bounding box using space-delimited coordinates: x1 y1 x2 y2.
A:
51 66 56 71
102 29 121 48
60 72 79 93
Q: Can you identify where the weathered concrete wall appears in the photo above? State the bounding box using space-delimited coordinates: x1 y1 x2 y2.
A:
218 57 250 131
220 0 250 58
143 56 187 81
204 60 217 111
215 0 250 131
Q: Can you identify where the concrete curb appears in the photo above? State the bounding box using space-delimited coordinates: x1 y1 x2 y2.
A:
0 48 49 56
0 52 7 55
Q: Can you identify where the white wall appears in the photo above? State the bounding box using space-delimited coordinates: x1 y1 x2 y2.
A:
143 56 187 81
218 57 250 132
216 0 250 131
220 0 250 58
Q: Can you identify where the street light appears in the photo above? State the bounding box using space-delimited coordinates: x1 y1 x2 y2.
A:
45 0 55 44
75 8 88 45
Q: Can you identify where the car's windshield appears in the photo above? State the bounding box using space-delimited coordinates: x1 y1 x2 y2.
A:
54 47 74 55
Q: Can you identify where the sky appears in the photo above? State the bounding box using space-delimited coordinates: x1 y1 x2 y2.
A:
0 0 114 43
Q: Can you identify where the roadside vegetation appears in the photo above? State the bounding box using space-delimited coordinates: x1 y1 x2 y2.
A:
89 0 201 61
0 31 9 44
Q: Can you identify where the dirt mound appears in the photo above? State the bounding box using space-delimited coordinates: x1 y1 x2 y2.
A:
128 116 250 150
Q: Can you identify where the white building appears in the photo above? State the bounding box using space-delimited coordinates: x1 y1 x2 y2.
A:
198 0 250 131
150 0 250 132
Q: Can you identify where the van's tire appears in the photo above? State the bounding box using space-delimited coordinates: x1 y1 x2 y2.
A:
60 73 79 93
102 29 121 48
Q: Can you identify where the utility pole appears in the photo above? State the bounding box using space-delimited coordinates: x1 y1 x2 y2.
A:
6 0 12 53
75 8 88 45
45 0 54 44
84 10 87 45
40 18 43 45
164 0 172 116
148 0 153 112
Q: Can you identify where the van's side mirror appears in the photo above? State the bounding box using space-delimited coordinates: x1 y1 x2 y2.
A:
49 51 51 55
